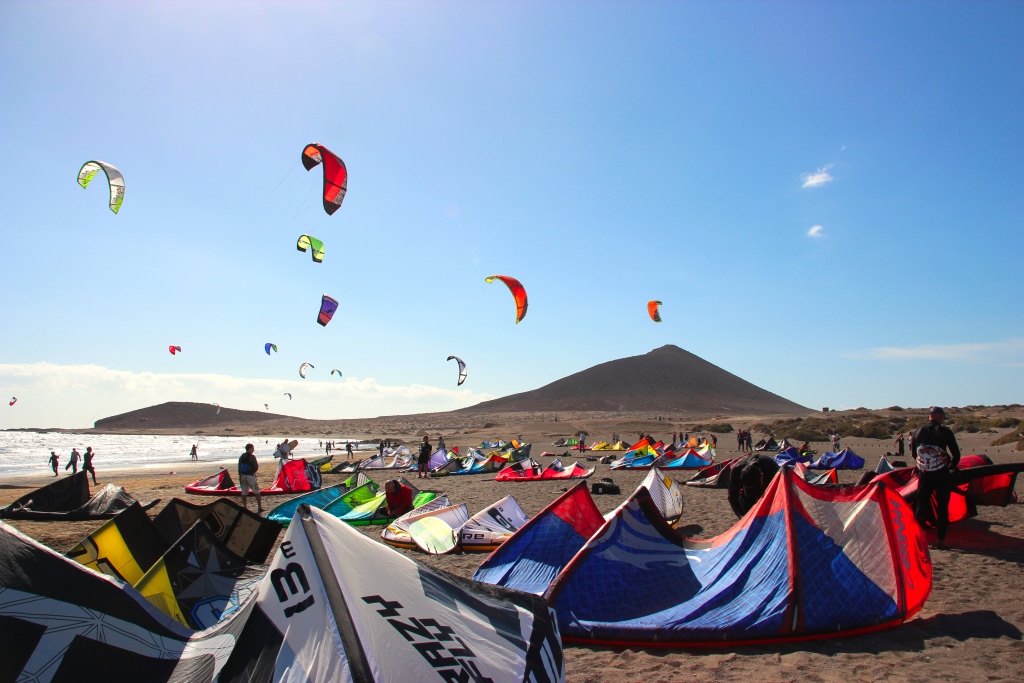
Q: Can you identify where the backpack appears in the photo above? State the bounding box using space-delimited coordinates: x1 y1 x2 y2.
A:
591 478 620 495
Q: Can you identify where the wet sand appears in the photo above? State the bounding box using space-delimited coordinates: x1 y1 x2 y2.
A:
3 429 1024 682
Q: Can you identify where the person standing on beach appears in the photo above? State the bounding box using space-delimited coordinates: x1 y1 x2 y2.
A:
82 447 97 485
48 451 59 476
578 431 588 454
912 407 961 547
710 433 718 449
190 444 198 461
895 433 905 458
672 432 678 448
238 443 263 514
66 448 80 474
346 441 353 460
274 440 292 474
418 436 432 479
831 431 840 452
437 435 446 454
326 441 331 455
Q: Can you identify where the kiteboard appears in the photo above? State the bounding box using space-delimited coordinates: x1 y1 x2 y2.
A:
409 516 458 555
274 439 300 464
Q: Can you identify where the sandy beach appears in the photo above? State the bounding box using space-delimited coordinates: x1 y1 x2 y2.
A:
4 426 1023 683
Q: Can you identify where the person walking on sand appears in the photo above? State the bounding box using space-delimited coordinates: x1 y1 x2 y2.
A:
190 444 198 461
418 436 432 479
831 431 840 452
238 443 263 514
48 451 59 476
895 432 905 458
912 407 961 548
82 447 97 485
66 448 80 474
346 441 353 460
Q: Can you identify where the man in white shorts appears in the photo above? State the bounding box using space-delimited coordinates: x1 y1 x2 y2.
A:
238 443 263 514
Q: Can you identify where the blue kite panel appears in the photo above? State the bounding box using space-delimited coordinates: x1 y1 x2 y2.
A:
474 512 592 595
793 512 896 629
552 500 792 642
810 448 865 470
265 484 348 525
775 447 811 467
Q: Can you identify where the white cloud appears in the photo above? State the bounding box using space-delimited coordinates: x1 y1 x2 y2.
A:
807 224 824 238
801 164 834 188
845 339 1024 362
0 363 493 429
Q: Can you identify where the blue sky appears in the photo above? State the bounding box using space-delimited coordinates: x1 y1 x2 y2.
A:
1 1 1022 428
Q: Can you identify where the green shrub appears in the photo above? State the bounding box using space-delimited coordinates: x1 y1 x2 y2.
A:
685 423 734 433
991 429 1024 447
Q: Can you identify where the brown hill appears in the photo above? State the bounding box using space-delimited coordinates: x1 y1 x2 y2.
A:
457 344 809 415
94 402 303 430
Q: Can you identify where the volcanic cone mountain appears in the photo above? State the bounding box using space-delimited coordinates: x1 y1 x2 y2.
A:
459 345 809 415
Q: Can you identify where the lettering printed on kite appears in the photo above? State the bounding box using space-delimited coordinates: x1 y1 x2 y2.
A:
889 496 915 592
271 561 315 618
362 595 493 683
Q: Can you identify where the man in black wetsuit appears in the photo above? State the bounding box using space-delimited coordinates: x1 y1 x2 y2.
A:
728 453 780 518
911 406 961 547
82 447 97 485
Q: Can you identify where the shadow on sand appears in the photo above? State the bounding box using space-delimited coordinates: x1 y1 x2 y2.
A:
575 611 1020 657
939 519 1024 562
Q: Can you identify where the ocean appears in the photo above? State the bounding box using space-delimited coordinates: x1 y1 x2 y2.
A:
0 432 375 478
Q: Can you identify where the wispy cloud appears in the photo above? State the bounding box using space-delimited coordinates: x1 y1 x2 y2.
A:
807 224 824 238
801 164 834 188
0 363 493 429
845 339 1024 362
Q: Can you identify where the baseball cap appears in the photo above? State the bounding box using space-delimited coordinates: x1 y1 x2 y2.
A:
928 406 945 416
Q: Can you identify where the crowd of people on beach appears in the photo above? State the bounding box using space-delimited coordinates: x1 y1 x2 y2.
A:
46 447 98 484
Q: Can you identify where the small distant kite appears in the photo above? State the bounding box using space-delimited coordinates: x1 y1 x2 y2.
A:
264 403 269 410
299 362 314 379
265 343 278 355
297 235 325 263
647 300 663 323
301 143 348 216
485 275 528 324
169 345 182 355
447 356 467 386
331 369 342 377
284 393 293 400
317 294 339 327
213 403 221 415
8 397 16 406
77 160 125 214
